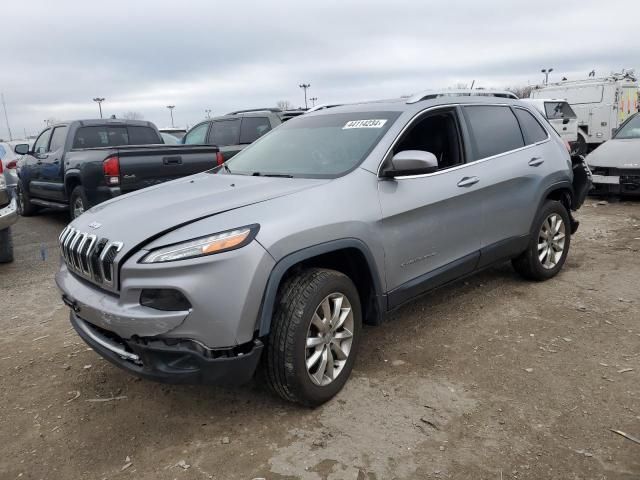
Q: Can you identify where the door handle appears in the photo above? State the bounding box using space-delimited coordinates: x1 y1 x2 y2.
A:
528 157 545 167
457 176 479 187
36 160 42 165
53 159 59 164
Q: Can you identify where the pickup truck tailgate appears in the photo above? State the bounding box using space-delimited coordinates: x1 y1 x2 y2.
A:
117 145 218 193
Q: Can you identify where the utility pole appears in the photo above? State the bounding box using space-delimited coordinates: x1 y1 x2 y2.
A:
299 83 311 109
1 93 13 141
309 97 318 107
93 97 105 118
205 109 212 119
541 68 554 85
166 105 175 127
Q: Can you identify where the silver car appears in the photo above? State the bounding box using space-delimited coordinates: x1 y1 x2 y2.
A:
587 112 640 196
56 91 590 405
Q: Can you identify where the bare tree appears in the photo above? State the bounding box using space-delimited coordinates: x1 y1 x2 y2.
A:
121 111 144 120
506 85 534 99
276 100 292 111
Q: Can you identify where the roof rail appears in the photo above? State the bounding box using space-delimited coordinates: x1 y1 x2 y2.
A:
225 107 283 115
406 89 519 104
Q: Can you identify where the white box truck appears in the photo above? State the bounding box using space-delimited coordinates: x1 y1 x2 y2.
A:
530 70 638 154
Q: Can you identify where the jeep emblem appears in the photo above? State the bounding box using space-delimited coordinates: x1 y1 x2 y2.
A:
88 222 102 230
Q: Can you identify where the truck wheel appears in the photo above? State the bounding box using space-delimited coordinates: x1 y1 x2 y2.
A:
0 228 14 263
512 200 571 281
69 186 89 219
264 268 362 406
16 180 39 217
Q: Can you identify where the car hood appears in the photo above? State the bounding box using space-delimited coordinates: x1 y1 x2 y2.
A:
70 172 328 251
586 139 640 168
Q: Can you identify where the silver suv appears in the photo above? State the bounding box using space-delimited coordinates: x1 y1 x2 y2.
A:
56 91 590 406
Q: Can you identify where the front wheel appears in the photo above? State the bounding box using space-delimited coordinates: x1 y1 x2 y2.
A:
16 180 39 217
512 200 571 281
264 268 362 406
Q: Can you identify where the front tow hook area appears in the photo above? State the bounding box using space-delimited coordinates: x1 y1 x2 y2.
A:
62 294 81 313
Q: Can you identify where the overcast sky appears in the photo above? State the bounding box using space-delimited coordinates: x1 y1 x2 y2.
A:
1 0 637 139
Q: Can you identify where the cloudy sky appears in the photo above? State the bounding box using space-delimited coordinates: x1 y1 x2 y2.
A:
1 0 637 139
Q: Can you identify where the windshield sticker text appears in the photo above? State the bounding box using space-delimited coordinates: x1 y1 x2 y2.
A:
343 119 387 129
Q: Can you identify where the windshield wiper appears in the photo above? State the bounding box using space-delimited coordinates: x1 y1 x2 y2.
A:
251 172 294 178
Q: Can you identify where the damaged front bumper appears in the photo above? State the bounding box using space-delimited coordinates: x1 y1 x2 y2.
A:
70 312 263 385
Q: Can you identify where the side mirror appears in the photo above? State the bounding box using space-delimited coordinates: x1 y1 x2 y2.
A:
14 143 30 155
382 150 438 178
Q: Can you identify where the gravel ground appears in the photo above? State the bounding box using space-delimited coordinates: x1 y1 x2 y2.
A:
1 200 639 480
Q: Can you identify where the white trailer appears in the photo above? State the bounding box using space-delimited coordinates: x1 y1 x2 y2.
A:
530 70 638 154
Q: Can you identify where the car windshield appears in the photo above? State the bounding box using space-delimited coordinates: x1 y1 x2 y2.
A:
224 111 400 178
615 115 640 139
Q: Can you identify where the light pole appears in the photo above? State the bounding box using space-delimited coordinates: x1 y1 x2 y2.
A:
309 97 318 107
299 83 311 109
205 109 212 119
166 105 175 127
93 97 105 118
541 68 553 85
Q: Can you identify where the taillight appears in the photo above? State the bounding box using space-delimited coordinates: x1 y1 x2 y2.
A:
6 160 17 169
0 161 3 174
216 151 224 166
103 155 120 185
564 140 572 153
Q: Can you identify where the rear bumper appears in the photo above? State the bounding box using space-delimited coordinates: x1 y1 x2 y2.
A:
70 312 263 385
0 197 18 230
89 186 122 206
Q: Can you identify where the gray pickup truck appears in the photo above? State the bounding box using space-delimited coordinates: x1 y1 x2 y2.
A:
14 119 219 219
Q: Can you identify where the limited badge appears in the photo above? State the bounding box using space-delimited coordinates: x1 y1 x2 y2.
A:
343 119 387 129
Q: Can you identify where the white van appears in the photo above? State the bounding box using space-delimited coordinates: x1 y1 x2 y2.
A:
522 99 578 147
530 70 639 154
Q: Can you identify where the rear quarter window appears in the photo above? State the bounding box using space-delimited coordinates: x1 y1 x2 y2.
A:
463 106 524 160
514 108 549 145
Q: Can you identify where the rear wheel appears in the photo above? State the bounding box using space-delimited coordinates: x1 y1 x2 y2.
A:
16 180 38 216
264 268 362 406
0 228 14 263
69 186 89 220
512 200 571 281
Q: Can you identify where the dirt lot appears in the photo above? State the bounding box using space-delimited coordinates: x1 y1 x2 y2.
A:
1 201 639 480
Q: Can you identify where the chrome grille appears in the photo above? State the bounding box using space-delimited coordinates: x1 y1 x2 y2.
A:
58 226 124 290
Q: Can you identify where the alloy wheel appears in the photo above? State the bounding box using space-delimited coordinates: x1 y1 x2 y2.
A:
305 292 354 386
538 213 566 269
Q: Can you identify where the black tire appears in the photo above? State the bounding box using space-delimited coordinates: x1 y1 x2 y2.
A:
69 186 89 220
16 180 39 217
512 200 571 281
264 268 362 407
0 227 14 263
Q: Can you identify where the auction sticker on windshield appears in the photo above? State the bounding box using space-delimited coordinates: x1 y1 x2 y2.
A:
343 119 388 129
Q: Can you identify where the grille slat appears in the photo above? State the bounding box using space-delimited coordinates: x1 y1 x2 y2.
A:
58 227 123 291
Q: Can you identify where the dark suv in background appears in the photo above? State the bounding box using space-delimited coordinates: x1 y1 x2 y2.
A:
182 108 304 161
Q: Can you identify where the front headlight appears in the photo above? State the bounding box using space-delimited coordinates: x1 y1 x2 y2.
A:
141 225 259 264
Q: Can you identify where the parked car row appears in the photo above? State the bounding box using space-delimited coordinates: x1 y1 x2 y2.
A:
55 90 592 405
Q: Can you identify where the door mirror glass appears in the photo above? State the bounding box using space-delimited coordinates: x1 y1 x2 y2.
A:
382 150 438 177
14 143 29 155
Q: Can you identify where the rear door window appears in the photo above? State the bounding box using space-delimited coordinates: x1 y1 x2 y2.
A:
128 126 161 145
463 106 524 160
34 129 52 154
183 122 210 145
239 117 272 144
514 108 549 145
544 101 576 119
49 126 68 152
209 119 241 146
73 126 129 148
